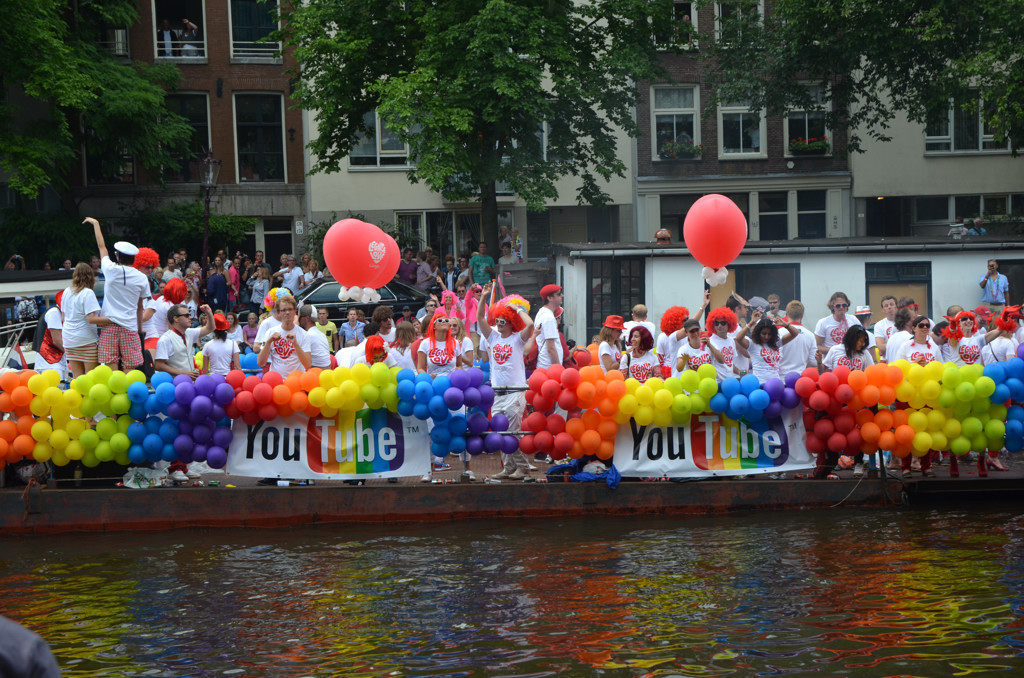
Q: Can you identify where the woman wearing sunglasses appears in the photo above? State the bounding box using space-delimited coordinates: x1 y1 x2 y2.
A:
814 292 863 363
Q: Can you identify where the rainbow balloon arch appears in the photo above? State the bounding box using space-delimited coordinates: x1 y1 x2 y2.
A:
1 354 1022 474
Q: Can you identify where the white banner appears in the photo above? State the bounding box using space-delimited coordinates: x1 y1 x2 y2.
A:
226 409 430 480
613 409 814 477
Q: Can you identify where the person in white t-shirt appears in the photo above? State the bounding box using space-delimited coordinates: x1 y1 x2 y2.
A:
154 303 214 378
597 315 624 373
417 309 458 376
534 284 564 370
389 322 418 372
450 316 476 368
143 277 187 352
656 305 689 379
675 319 726 376
778 300 818 377
982 310 1018 366
621 304 656 341
201 313 241 375
61 263 109 378
478 283 534 480
34 290 67 378
884 308 917 363
273 254 302 294
85 217 154 371
822 325 875 371
814 291 862 363
735 312 799 384
946 310 996 367
258 296 312 376
371 305 397 344
704 306 740 381
297 305 333 369
873 295 898 356
619 325 658 381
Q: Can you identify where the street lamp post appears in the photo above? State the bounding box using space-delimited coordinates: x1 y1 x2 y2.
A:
199 151 222 270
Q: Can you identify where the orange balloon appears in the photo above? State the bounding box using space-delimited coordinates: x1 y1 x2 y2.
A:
606 380 627 400
565 418 586 439
878 385 897 406
891 409 909 428
894 424 915 446
581 409 602 430
860 385 880 406
284 372 303 393
860 440 879 454
300 369 322 392
893 444 912 458
855 408 875 426
878 431 897 450
580 430 601 452
886 365 905 385
0 371 20 392
304 403 322 419
12 434 34 458
593 380 607 399
16 415 34 436
597 398 617 417
874 410 894 431
18 370 37 386
605 369 625 383
596 440 615 460
277 406 294 418
847 370 868 391
569 442 585 459
272 384 292 406
860 422 881 443
597 418 618 441
0 420 16 442
290 391 309 412
865 364 886 387
576 382 596 402
10 386 32 408
0 438 7 459
0 393 12 413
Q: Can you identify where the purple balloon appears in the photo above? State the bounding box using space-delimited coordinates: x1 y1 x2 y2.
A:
190 395 213 421
784 371 800 388
177 420 194 436
213 382 236 405
477 384 495 409
484 432 504 453
166 402 187 420
192 443 208 463
490 413 510 432
206 446 227 469
448 370 470 390
210 403 225 421
465 435 484 456
192 423 212 444
781 387 802 409
1017 343 1024 360
176 447 194 464
194 374 216 397
174 382 196 405
467 412 490 435
173 434 193 455
763 378 785 401
763 401 783 419
466 367 484 387
443 387 465 410
212 426 234 449
172 374 192 386
502 434 520 455
463 386 481 409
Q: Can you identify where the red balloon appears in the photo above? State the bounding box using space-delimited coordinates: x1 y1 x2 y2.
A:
808 390 831 411
258 403 279 421
572 350 592 367
226 370 245 389
323 219 400 288
827 432 848 453
682 194 748 269
546 414 566 435
794 377 817 398
262 371 284 388
252 383 274 405
560 368 581 389
553 432 574 454
806 433 826 454
540 379 561 400
235 391 256 413
365 233 401 289
834 384 855 403
519 434 536 455
524 411 547 433
813 418 835 440
557 390 578 411
534 431 554 453
818 372 839 393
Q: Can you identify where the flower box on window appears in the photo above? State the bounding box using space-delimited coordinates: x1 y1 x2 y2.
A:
788 136 830 155
659 139 703 160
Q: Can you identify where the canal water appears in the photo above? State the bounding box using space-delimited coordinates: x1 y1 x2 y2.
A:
2 504 1023 677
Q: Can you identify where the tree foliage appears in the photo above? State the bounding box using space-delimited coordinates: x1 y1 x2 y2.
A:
0 0 193 198
276 0 675 239
701 0 1024 153
118 202 257 263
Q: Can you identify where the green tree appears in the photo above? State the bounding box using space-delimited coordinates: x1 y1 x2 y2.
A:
0 0 193 199
118 202 257 263
701 0 1024 153
276 0 675 245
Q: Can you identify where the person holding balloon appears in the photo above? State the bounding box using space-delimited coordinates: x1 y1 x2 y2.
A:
478 283 535 480
598 315 624 373
257 295 312 376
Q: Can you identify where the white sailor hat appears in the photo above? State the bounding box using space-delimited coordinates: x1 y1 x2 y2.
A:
113 241 139 256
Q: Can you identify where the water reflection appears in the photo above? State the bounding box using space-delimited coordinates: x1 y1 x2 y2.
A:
2 505 1023 677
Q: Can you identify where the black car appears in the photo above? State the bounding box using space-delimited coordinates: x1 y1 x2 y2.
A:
294 278 429 324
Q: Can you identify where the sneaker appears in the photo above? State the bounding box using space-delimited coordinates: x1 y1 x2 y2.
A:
420 474 432 483
433 462 452 471
853 464 864 478
186 468 202 479
490 470 513 480
169 470 189 483
508 469 528 480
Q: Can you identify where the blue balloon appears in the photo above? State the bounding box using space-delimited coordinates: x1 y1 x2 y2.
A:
429 425 451 443
127 381 150 404
397 400 415 417
448 435 467 453
156 382 176 405
1008 405 1024 421
447 414 468 436
161 443 180 462
432 375 452 397
127 422 147 444
739 374 760 395
159 421 179 443
128 444 146 465
150 372 173 388
413 403 431 420
414 381 434 403
143 433 163 457
729 393 750 415
983 363 1007 384
396 368 416 383
396 380 415 401
709 392 729 414
1007 378 1024 402
744 407 764 423
144 416 162 434
992 384 1011 404
1005 357 1024 380
430 441 448 457
720 378 742 399
1005 419 1024 438
748 389 770 410
428 395 449 419
128 403 148 421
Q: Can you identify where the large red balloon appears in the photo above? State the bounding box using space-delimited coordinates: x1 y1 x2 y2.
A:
323 219 400 288
682 194 748 269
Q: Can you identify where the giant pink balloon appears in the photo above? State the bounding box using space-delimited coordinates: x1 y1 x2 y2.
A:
323 219 399 288
682 194 748 269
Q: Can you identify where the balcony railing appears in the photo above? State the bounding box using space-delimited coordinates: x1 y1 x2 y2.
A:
232 41 280 59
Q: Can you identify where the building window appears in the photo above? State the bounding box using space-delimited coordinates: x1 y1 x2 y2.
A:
866 261 932 322
655 2 697 49
733 264 799 309
914 196 949 223
719 100 764 156
925 96 1010 153
587 258 645 342
351 111 409 167
715 2 763 44
786 86 830 156
235 94 285 182
99 26 130 58
84 126 134 185
653 86 699 160
797 190 826 238
230 0 279 59
165 94 210 182
759 192 788 240
153 1 206 59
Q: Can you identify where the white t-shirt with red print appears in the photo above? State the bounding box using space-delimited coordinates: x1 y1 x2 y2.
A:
748 341 784 384
487 329 526 387
874 317 896 344
728 329 750 374
822 344 874 371
418 339 458 376
619 350 658 382
675 341 713 372
951 333 986 366
598 340 622 373
896 338 943 365
707 333 737 381
266 325 312 376
657 331 685 378
814 313 863 350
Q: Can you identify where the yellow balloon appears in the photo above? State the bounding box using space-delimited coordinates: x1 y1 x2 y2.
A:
48 428 70 450
679 371 700 393
319 369 336 389
324 387 344 409
696 363 717 382
645 377 665 391
350 363 371 385
624 378 641 394
907 364 927 387
319 405 338 418
653 407 673 427
65 419 88 440
126 369 147 384
340 380 359 401
307 386 327 407
613 410 631 425
29 397 50 417
51 447 69 467
27 373 48 395
907 411 928 432
653 389 674 410
924 360 945 382
91 364 113 383
618 394 639 415
32 441 53 463
663 377 683 395
920 380 941 400
634 405 654 426
44 370 60 388
64 440 85 461
912 431 933 453
42 386 63 408
333 366 352 385
370 362 391 387
108 371 129 394
698 378 718 400
926 409 947 431
63 389 83 409
30 420 53 442
930 431 949 451
635 385 654 405
72 374 93 395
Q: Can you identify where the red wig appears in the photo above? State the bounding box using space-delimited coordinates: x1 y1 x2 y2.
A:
365 335 387 364
133 247 160 270
660 306 690 334
427 309 457 356
626 325 654 352
489 303 525 333
944 311 976 341
163 277 187 304
995 306 1019 333
706 306 738 333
